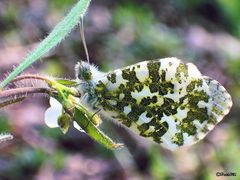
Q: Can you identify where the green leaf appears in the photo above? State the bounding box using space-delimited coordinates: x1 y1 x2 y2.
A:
55 79 78 86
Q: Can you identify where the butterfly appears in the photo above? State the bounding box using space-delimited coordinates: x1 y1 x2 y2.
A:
75 57 232 150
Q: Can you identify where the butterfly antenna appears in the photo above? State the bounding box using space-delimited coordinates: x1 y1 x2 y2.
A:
79 17 90 66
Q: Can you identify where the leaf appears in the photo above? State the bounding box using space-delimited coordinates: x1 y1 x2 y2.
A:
55 79 78 86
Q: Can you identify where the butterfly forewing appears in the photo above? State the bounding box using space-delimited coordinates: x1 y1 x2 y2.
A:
91 58 232 150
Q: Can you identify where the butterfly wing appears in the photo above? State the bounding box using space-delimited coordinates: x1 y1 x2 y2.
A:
93 58 232 150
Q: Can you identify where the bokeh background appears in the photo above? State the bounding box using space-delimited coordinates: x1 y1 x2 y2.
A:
0 0 239 179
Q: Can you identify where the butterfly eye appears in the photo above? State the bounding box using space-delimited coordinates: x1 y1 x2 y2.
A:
81 70 92 81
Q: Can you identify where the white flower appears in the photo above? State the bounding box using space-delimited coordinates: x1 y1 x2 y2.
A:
44 97 62 128
73 121 85 132
44 97 85 133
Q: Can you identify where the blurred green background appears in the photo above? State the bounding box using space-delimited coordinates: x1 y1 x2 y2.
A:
0 0 239 179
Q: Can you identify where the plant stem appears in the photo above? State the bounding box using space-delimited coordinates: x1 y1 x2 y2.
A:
0 0 91 89
1 87 52 97
10 74 54 85
0 87 52 108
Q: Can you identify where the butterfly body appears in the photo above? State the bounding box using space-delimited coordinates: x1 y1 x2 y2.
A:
76 57 232 150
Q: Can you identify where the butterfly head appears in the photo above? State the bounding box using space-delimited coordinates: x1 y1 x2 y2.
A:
75 61 106 83
75 61 92 81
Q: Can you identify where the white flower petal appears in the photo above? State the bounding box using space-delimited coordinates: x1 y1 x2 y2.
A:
49 97 62 108
44 97 62 128
73 121 86 133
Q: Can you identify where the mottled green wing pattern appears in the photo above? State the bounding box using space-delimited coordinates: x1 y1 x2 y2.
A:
197 76 232 137
92 58 232 150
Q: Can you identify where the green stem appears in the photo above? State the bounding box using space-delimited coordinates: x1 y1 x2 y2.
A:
0 0 91 89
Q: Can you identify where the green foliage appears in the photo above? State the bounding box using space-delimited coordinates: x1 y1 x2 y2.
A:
17 148 46 168
42 60 66 77
55 79 79 86
214 123 240 173
149 146 171 179
113 3 154 29
227 59 240 80
103 3 182 68
40 126 64 139
52 150 66 170
0 116 11 132
217 0 240 37
1 4 18 30
50 0 75 10
5 148 46 179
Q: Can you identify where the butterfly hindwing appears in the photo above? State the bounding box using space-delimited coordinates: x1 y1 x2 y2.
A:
90 58 232 150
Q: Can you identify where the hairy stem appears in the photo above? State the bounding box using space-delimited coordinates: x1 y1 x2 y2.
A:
0 87 52 108
10 74 53 85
